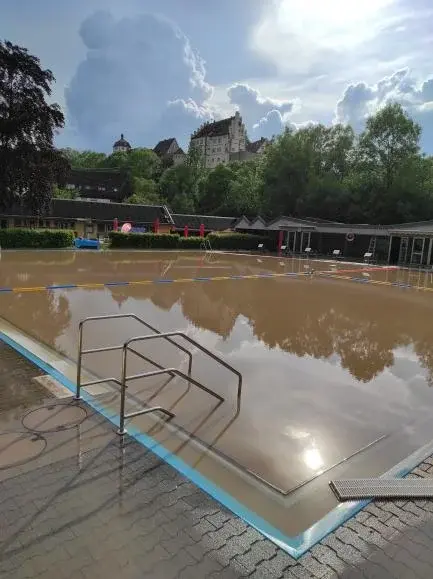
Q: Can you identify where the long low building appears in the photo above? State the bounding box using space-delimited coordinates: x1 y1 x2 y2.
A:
1 200 433 266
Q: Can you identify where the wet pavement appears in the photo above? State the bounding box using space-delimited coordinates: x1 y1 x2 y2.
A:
2 251 433 538
2 348 433 578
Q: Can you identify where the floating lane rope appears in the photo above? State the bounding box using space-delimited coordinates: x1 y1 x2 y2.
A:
1 266 433 293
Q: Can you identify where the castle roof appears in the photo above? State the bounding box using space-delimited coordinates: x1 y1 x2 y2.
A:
154 138 177 157
113 134 131 149
191 116 236 139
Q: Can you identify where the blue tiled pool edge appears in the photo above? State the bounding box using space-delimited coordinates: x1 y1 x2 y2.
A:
2 328 433 560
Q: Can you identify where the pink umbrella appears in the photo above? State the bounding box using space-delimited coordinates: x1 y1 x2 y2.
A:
121 222 132 233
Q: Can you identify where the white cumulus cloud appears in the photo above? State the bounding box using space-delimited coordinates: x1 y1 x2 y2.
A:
335 69 433 152
227 83 295 138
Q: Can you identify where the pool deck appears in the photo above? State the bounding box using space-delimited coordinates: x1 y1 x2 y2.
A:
2 345 433 578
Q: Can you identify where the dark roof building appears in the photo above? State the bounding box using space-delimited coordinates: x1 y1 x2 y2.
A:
247 138 268 154
113 134 132 153
191 117 235 140
64 168 132 202
172 214 237 232
153 138 186 166
2 199 172 225
154 138 178 157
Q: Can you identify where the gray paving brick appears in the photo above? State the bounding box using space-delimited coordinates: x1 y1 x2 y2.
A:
207 510 232 529
253 551 296 577
345 520 389 549
322 536 366 566
363 515 397 540
6 356 433 579
299 553 331 577
402 501 429 518
212 536 251 567
287 565 316 579
334 527 370 556
365 503 392 523
310 545 347 574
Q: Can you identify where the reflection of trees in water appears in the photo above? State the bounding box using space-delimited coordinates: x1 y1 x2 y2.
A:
410 328 433 387
0 292 71 349
99 277 433 384
139 279 433 384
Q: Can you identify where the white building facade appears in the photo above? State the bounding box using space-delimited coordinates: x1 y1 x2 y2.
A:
190 111 247 169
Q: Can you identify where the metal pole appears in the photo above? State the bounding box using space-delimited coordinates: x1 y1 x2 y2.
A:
421 237 426 265
410 237 416 266
293 231 297 253
387 235 393 264
117 345 129 436
75 322 84 400
427 238 433 266
300 232 304 253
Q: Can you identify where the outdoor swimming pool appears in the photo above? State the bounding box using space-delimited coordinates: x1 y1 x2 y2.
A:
1 249 433 556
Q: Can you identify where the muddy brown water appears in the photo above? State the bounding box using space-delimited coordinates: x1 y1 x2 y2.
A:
2 250 433 536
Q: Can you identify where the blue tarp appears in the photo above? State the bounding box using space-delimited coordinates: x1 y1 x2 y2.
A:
74 238 100 250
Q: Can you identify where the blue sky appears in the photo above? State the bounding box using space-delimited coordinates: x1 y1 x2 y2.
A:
3 0 433 152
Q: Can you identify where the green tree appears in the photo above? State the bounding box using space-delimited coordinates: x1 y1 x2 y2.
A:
159 164 197 211
127 177 161 205
228 160 263 216
60 148 106 168
261 127 315 217
356 103 421 189
53 185 77 200
158 147 205 212
349 103 429 223
0 40 68 212
103 147 162 180
198 164 236 215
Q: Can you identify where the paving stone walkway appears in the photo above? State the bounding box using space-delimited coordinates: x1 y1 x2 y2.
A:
2 343 433 578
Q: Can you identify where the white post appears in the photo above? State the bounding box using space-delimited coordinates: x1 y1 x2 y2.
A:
300 232 304 253
293 231 297 253
421 237 426 265
387 235 393 264
427 238 433 266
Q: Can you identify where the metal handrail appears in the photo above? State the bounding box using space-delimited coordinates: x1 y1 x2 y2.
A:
200 238 212 253
116 332 242 435
75 314 243 438
75 314 192 400
124 332 242 402
118 367 224 434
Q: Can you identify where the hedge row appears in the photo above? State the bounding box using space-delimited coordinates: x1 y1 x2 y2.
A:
0 228 75 249
109 231 272 251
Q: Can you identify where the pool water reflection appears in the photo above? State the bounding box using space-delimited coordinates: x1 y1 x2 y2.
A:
1 250 433 537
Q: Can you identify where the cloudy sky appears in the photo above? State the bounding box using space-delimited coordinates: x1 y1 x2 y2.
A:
3 0 433 152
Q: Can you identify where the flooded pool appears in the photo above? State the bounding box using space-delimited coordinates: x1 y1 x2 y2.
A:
2 250 433 549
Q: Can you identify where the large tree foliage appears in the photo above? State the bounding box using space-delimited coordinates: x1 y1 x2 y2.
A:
103 147 162 180
60 148 107 169
0 40 68 212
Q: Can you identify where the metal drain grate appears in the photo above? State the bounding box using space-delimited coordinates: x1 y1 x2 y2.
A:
330 478 433 501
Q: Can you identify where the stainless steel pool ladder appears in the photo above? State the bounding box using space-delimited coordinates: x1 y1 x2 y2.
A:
200 238 213 253
75 314 242 435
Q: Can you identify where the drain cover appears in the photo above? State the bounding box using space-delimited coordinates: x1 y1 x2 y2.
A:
0 432 46 469
22 403 87 433
330 478 433 501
